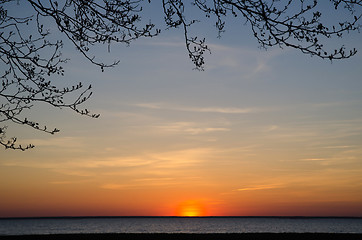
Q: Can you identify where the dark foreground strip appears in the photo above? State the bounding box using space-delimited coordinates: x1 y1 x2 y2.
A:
1 233 362 240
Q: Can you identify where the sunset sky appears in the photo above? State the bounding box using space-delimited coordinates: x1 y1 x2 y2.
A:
1 1 362 217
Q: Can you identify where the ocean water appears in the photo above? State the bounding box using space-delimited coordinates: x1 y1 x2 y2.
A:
0 217 361 235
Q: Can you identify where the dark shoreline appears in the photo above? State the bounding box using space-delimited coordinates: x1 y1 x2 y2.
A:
1 233 362 240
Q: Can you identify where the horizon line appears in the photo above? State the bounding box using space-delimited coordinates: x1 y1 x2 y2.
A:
1 216 361 220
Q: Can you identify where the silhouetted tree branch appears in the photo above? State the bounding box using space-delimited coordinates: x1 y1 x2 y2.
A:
191 0 360 60
1 0 159 150
1 0 361 150
163 0 210 69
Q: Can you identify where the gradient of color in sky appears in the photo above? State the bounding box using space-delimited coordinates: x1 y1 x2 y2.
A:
1 1 362 217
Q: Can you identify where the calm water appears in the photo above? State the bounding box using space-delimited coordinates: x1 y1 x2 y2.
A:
0 217 361 235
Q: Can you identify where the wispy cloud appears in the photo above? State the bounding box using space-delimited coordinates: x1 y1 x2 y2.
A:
2 147 224 179
264 125 279 132
311 100 361 108
1 155 156 177
133 102 260 114
49 180 91 185
139 38 277 77
193 107 256 114
148 148 213 169
323 145 355 149
157 121 230 135
236 184 283 191
23 137 85 149
205 43 283 77
139 39 185 48
76 157 155 169
101 184 130 190
100 177 179 190
300 158 327 161
134 103 163 109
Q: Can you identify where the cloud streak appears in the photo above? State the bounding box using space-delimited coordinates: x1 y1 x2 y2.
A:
237 184 283 191
133 102 260 114
157 122 230 135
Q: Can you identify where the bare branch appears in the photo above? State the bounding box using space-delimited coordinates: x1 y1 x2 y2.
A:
1 0 360 150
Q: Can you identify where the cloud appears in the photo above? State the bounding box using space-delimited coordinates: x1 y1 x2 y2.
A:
205 42 283 77
236 184 283 191
75 157 155 169
2 147 224 180
133 103 163 109
134 177 175 182
157 121 230 135
101 184 129 190
133 102 260 114
1 155 156 177
148 148 213 169
23 137 85 149
323 145 355 149
100 177 181 190
300 158 327 161
193 107 256 114
52 169 95 177
311 101 360 108
135 38 281 78
49 180 91 185
141 40 185 48
265 125 279 132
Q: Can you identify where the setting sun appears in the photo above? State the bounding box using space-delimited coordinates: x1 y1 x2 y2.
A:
176 200 206 217
182 206 200 217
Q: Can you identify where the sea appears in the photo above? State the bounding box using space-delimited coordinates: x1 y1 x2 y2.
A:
0 217 361 235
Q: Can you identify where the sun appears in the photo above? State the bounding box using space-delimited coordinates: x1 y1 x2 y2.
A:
176 200 206 217
182 205 200 217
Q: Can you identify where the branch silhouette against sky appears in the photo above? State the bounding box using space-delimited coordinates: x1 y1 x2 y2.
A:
1 0 361 150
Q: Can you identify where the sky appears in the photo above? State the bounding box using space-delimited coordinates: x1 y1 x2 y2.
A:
1 1 362 217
